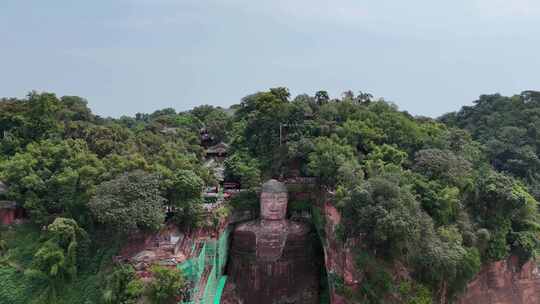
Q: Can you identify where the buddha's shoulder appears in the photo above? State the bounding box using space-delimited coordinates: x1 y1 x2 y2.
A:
234 220 259 233
231 221 257 251
287 221 310 236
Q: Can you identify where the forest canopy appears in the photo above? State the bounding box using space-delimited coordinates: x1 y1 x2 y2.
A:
1 89 539 304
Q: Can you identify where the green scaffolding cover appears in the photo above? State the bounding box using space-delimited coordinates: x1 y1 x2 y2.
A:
214 276 228 304
217 229 229 274
180 228 230 304
201 265 217 304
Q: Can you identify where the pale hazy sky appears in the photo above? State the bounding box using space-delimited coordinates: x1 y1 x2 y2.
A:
1 0 539 117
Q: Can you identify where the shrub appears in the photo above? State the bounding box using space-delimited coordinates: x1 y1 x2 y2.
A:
102 264 143 304
147 266 185 304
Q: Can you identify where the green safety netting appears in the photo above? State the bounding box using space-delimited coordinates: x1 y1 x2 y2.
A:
179 228 230 304
214 276 228 304
217 230 229 274
201 264 217 304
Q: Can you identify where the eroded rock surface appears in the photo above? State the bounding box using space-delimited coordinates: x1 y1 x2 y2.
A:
457 256 540 304
322 198 540 304
319 201 362 304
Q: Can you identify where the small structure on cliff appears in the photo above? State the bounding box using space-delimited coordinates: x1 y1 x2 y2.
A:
0 201 24 225
200 128 213 147
160 127 179 135
206 142 229 158
0 182 24 226
226 179 320 304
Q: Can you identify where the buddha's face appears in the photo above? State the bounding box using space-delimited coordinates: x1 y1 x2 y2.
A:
260 192 288 220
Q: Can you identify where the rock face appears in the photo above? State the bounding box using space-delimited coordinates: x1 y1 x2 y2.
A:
457 256 540 304
321 201 362 304
320 198 540 304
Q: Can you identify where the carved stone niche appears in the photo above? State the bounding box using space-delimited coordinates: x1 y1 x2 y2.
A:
227 179 320 304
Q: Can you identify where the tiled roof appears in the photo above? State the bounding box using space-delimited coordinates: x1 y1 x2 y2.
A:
0 201 17 209
207 142 229 154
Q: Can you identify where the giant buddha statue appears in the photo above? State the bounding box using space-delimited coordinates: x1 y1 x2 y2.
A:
227 179 320 304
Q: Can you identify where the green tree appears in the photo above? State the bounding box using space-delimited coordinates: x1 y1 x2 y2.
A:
168 169 203 202
471 170 539 261
412 176 460 226
0 238 7 255
363 144 408 176
308 135 357 187
0 139 105 225
147 265 185 304
341 171 426 259
58 96 93 122
102 265 144 304
25 91 62 140
88 170 166 232
441 92 540 200
191 105 232 143
413 225 481 299
315 90 330 105
224 151 261 189
234 88 296 173
167 169 204 228
25 218 89 303
413 148 472 188
340 119 385 153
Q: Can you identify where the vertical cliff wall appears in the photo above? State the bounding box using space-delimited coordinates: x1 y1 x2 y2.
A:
320 200 540 304
457 256 540 304
224 190 540 304
320 201 362 304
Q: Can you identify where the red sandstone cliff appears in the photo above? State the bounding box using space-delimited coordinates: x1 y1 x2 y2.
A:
322 201 362 304
457 256 540 304
322 201 540 304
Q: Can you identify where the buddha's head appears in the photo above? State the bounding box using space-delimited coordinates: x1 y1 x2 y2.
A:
260 179 288 221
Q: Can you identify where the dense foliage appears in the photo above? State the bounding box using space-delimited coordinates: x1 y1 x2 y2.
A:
0 92 215 303
441 91 540 199
89 170 166 232
24 218 89 303
1 89 539 303
146 265 185 304
226 88 540 303
102 265 144 304
0 92 213 230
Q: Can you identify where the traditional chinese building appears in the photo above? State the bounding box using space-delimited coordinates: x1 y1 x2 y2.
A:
0 182 24 225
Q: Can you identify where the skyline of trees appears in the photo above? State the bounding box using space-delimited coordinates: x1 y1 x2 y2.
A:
1 89 539 304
